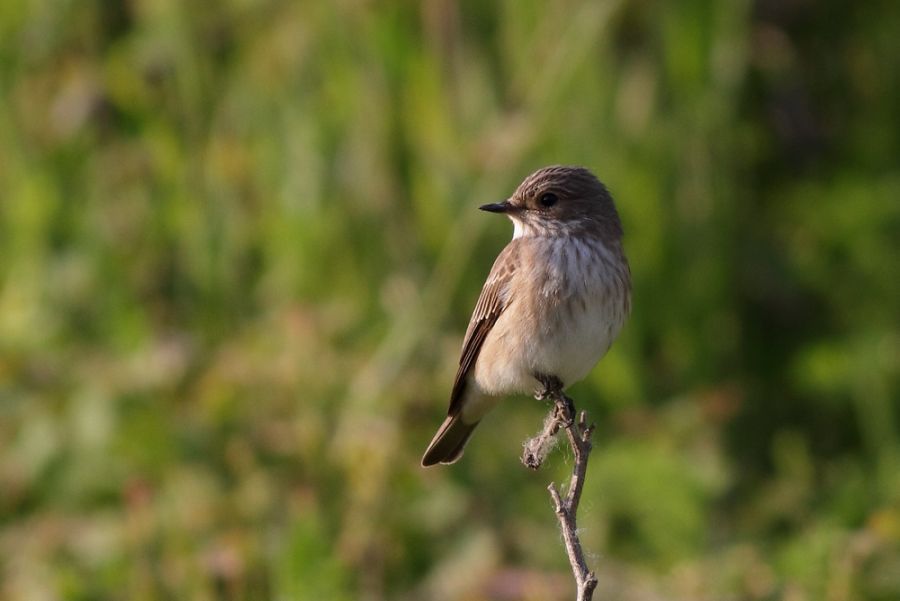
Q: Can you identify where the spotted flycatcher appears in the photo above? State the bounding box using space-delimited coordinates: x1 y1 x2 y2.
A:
422 166 632 466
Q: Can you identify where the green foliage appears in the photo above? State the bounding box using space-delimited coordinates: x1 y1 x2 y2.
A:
1 1 898 599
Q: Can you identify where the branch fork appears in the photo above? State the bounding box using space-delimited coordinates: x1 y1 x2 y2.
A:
522 382 599 601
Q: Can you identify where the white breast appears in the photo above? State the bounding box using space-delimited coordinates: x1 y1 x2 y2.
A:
472 236 630 401
530 237 627 385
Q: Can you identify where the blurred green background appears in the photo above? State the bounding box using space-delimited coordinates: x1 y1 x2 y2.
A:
1 0 899 599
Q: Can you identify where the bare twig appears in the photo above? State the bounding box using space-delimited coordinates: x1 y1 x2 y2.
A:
522 406 563 469
523 386 598 601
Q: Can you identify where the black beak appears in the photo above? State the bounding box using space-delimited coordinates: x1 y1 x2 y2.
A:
479 201 512 213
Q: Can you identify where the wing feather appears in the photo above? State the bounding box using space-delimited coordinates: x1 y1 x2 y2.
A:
447 243 518 416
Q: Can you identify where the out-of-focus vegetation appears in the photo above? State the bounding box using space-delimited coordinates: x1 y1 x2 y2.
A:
1 0 898 599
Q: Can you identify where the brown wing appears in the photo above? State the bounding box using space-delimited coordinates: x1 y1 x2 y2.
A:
447 242 518 416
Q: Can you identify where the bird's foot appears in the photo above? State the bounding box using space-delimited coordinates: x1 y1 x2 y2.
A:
533 373 564 402
534 374 573 425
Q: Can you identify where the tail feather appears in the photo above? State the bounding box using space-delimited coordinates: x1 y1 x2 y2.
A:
421 414 480 467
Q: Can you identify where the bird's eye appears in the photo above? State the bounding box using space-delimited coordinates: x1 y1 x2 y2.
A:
539 192 558 207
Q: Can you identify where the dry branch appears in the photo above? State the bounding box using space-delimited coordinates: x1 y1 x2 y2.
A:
523 388 599 601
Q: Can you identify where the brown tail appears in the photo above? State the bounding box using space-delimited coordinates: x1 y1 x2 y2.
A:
421 414 480 467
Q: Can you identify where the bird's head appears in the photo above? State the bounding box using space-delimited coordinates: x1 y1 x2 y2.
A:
480 166 622 239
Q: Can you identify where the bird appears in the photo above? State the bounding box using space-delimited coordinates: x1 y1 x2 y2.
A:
421 165 631 467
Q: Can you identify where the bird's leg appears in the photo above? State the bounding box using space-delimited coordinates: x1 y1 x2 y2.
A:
533 374 574 427
534 373 564 401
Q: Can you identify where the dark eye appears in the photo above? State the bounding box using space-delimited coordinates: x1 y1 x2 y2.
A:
539 192 558 207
